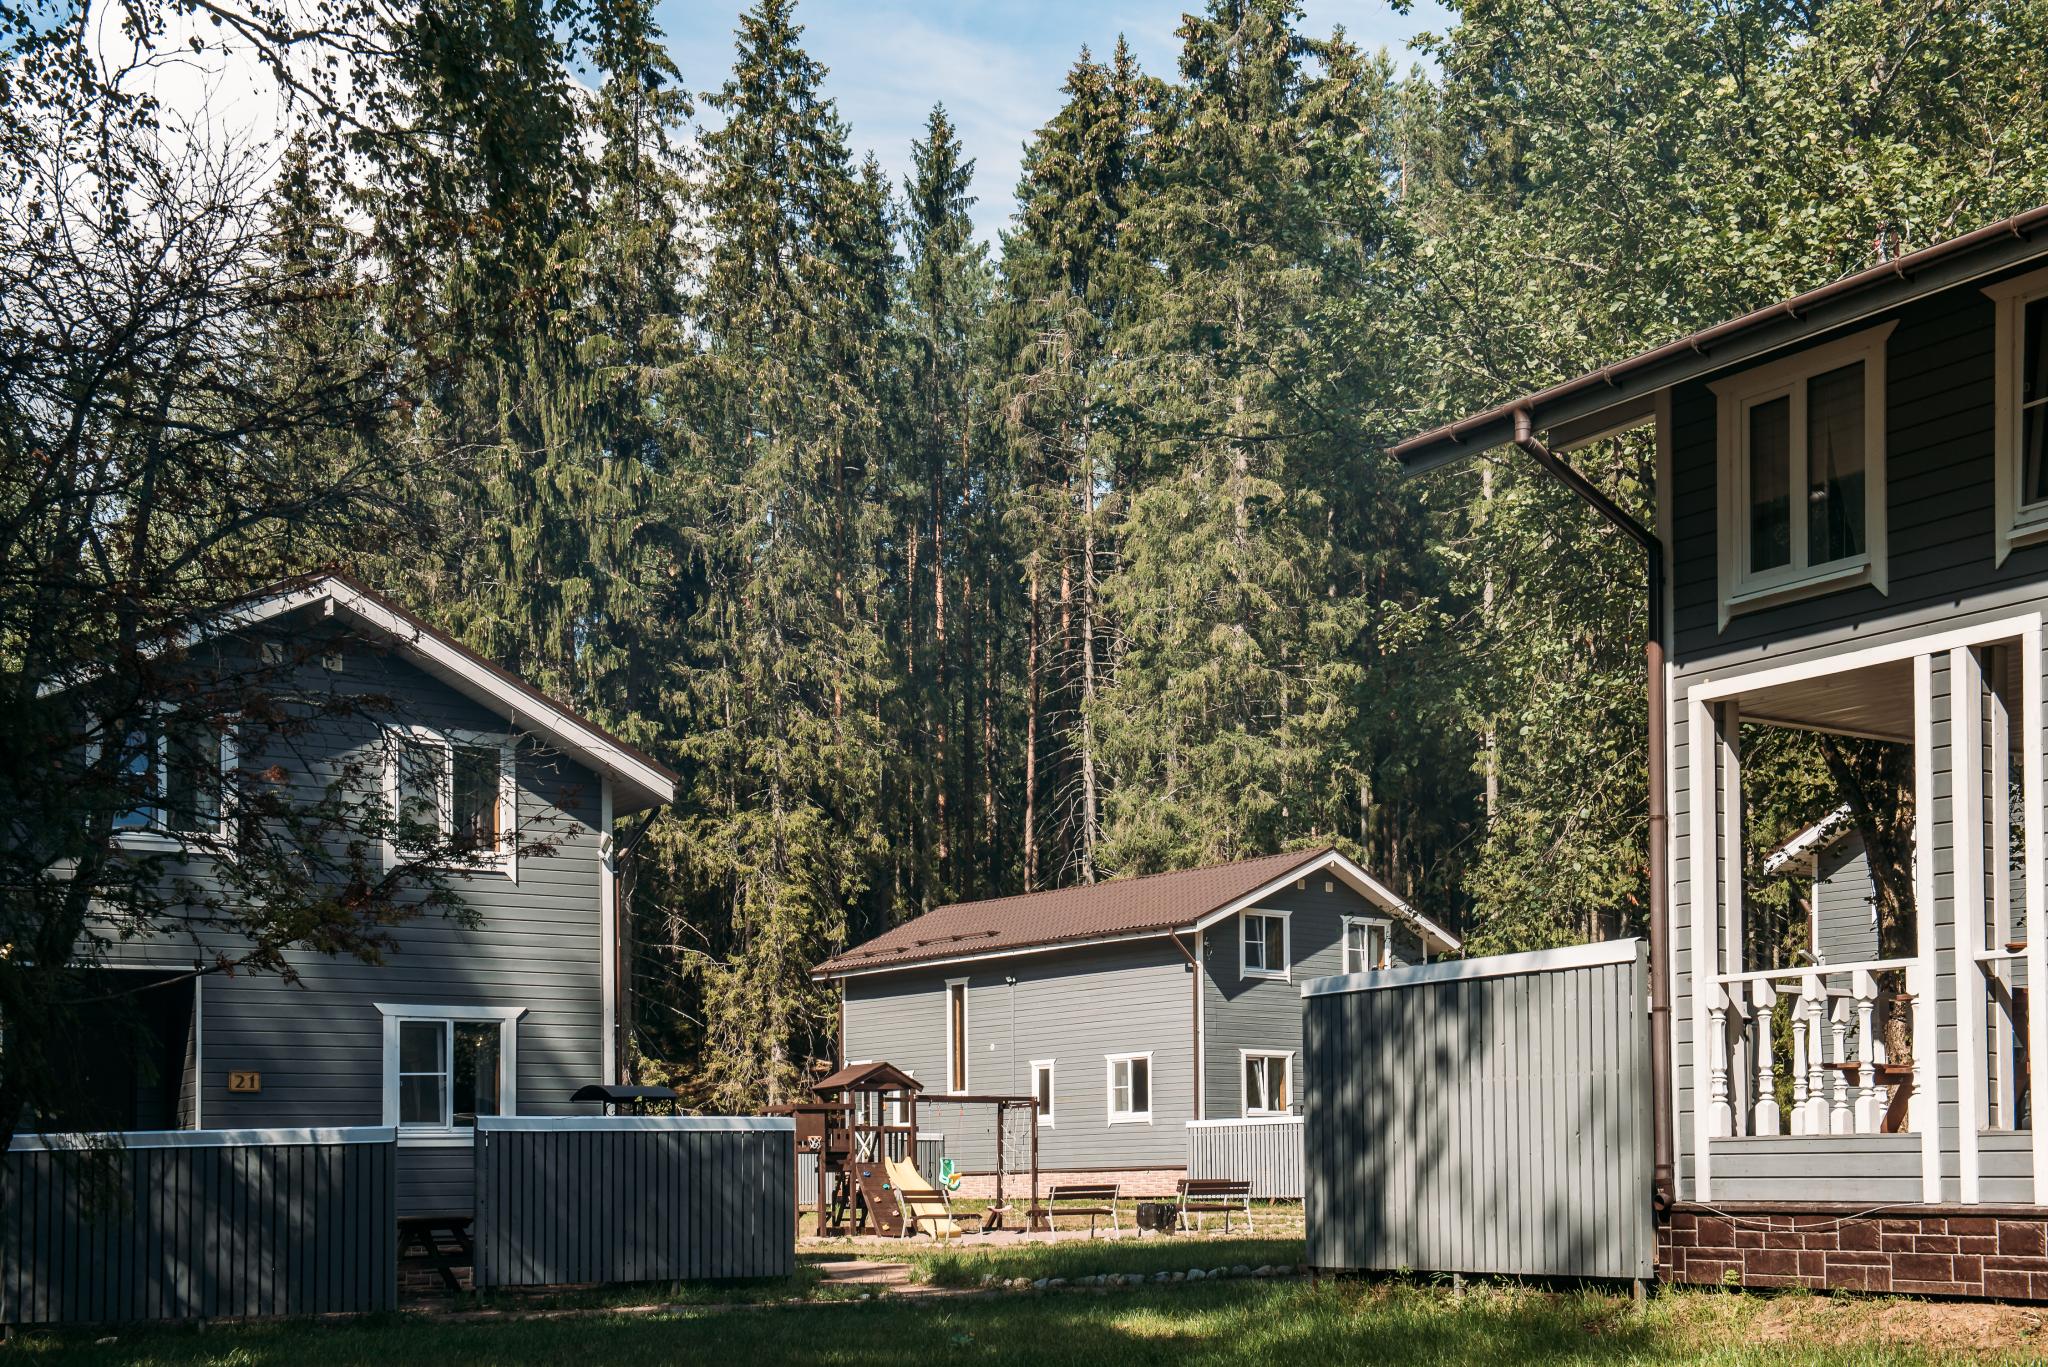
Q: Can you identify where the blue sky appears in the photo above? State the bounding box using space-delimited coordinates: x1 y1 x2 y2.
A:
652 1 1454 243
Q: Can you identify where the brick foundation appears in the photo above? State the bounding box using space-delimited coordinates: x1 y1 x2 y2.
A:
1660 1203 2048 1299
947 1167 1188 1201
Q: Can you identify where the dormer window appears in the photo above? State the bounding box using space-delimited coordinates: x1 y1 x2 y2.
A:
1711 322 1893 625
1985 265 2048 564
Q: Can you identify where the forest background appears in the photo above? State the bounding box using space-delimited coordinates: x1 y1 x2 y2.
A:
9 0 2048 1107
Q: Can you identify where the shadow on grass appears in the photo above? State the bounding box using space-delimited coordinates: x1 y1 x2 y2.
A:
908 1236 1304 1288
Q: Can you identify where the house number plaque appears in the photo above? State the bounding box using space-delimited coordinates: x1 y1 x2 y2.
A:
228 1070 262 1093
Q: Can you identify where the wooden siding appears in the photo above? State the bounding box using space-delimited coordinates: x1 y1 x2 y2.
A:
472 1118 794 1287
1200 881 1423 1122
1304 943 1654 1280
1812 835 1879 965
1665 261 2048 1206
2 1129 396 1326
88 622 613 1214
1186 1118 1303 1199
842 938 1195 1172
1707 1135 1924 1202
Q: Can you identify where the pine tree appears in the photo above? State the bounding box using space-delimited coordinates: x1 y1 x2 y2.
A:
996 40 1153 887
1093 0 1373 871
681 0 894 1107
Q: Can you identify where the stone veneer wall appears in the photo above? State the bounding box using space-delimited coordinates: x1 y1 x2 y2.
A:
1661 1204 2048 1299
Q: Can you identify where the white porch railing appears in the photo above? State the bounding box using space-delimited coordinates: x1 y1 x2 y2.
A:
1710 959 1924 1138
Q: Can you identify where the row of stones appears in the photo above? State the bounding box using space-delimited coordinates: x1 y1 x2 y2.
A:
985 1263 1309 1292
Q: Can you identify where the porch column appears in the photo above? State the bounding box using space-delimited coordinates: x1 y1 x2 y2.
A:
2025 622 2048 1204
1913 652 1942 1204
1687 697 1721 1200
1952 646 1985 1203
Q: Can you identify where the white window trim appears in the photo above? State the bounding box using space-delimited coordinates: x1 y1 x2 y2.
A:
1105 1051 1153 1125
1030 1058 1056 1129
375 1002 525 1145
1342 915 1393 975
1240 1048 1294 1118
384 725 518 878
1710 321 1895 627
944 978 969 1094
1986 265 2048 565
109 709 236 853
1239 908 1292 982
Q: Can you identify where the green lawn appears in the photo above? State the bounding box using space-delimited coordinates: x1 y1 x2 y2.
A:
9 1280 2042 1365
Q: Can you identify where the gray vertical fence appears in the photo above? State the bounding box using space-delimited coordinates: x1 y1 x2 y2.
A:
1186 1119 1304 1199
2 1127 397 1326
1304 939 1654 1281
473 1116 794 1288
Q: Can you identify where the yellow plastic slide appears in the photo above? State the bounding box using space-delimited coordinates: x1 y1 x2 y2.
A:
883 1154 963 1239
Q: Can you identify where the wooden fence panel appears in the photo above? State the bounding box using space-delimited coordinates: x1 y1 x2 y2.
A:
2 1128 396 1326
1303 940 1654 1281
473 1117 794 1288
1186 1119 1303 1198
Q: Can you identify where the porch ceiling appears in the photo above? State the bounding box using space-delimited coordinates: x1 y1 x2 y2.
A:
1733 650 2024 746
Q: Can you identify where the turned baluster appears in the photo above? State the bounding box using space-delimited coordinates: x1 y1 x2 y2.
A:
1853 969 1881 1134
1708 987 1734 1139
1829 994 1854 1134
1803 975 1830 1135
1789 986 1811 1137
1752 980 1782 1136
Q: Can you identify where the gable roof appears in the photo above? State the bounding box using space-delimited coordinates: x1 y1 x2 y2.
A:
813 1061 923 1096
813 846 1459 980
197 572 677 814
1390 205 2048 474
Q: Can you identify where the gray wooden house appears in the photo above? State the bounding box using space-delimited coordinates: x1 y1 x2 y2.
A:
1392 206 2048 1295
59 573 675 1216
813 847 1458 1181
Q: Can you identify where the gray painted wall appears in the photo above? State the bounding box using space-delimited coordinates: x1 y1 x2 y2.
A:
842 937 1195 1172
839 876 1431 1173
1201 880 1423 1121
88 612 615 1214
1665 263 2048 1202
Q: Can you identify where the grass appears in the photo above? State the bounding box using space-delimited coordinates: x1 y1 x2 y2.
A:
9 1278 2046 1365
901 1236 1303 1287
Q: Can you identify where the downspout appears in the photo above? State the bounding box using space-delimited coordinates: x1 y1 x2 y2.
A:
1170 928 1201 1121
1511 408 1676 1213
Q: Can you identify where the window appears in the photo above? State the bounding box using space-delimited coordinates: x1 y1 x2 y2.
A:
1343 917 1390 975
1986 266 2048 564
377 1004 522 1136
388 728 514 869
1243 1051 1292 1117
113 710 231 846
1240 909 1290 980
945 979 969 1092
1711 322 1893 623
1106 1053 1151 1123
1031 1059 1056 1128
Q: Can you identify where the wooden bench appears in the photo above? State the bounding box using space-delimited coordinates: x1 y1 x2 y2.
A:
1177 1178 1254 1233
1034 1182 1122 1237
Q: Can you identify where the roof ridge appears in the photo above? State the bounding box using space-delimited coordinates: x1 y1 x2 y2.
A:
917 844 1332 917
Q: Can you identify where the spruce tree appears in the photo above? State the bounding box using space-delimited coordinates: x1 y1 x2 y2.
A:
681 0 894 1107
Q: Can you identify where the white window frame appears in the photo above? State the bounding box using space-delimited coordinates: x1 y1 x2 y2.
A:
1030 1058 1056 1129
944 978 969 1094
384 725 517 876
1105 1051 1152 1125
1239 908 1292 981
1986 265 2048 565
1710 321 1895 626
1342 916 1392 975
109 709 236 852
375 1003 524 1145
1240 1049 1294 1118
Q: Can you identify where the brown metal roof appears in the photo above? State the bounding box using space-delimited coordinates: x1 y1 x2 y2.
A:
813 1061 923 1095
813 847 1335 978
1391 205 2048 473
